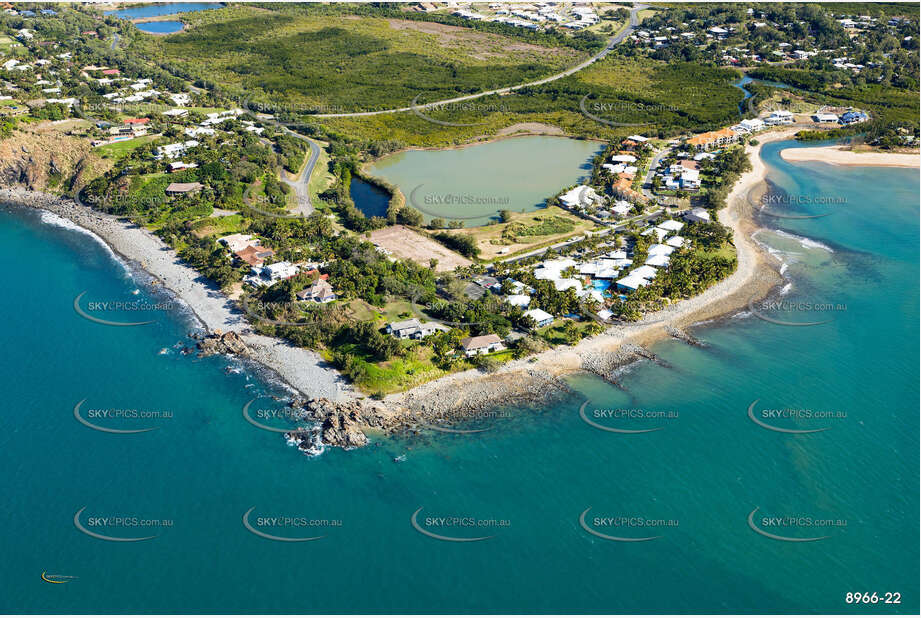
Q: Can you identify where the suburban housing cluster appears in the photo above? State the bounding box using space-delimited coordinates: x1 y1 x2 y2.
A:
417 2 603 31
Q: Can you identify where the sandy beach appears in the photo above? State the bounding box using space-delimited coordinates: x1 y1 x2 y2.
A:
387 129 794 415
780 145 920 168
2 127 792 440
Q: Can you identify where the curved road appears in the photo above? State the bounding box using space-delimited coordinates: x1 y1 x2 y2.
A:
312 3 649 119
276 125 321 216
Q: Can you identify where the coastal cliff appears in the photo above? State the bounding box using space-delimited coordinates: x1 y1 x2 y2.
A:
0 127 109 193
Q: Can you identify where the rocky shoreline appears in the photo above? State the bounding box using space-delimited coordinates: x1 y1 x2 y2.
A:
1 128 787 451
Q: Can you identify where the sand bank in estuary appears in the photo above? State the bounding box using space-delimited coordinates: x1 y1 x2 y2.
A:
780 145 919 168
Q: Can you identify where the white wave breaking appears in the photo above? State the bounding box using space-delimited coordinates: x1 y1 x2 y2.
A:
772 229 834 253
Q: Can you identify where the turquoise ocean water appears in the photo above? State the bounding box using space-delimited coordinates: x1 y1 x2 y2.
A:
0 140 917 613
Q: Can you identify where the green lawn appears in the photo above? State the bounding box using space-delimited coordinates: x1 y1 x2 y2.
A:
95 135 156 159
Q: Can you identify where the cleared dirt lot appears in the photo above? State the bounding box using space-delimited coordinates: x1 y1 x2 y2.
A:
368 225 472 272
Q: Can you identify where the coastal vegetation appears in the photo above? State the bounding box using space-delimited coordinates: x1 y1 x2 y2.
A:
140 4 589 113
2 2 916 398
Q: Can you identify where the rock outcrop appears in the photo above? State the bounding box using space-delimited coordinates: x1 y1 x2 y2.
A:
197 331 249 357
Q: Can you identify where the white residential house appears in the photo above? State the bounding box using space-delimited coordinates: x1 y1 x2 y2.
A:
155 140 199 160
610 200 633 217
385 319 450 340
262 261 298 283
218 233 259 253
505 294 531 309
184 126 215 137
740 117 765 132
680 168 700 190
460 334 505 357
523 308 554 329
684 207 711 223
169 161 198 172
658 220 685 233
296 279 336 303
559 185 599 209
764 110 794 125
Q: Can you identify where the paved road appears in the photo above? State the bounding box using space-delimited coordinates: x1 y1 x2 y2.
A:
641 146 669 201
110 32 119 50
312 3 649 120
499 208 663 264
277 126 321 216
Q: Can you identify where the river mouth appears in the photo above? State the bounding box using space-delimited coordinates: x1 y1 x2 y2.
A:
361 136 603 227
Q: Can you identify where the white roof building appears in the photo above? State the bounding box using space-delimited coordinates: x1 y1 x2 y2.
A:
631 265 659 280
505 294 531 309
553 278 583 293
684 207 711 223
658 220 685 232
665 236 686 248
616 274 649 291
559 185 599 209
648 244 676 256
645 253 671 267
523 308 554 327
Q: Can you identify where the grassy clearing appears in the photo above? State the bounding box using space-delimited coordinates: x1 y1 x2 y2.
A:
190 214 246 238
695 241 736 262
464 205 597 260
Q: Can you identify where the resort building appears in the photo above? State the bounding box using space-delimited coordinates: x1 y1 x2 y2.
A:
686 128 738 151
615 273 650 291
